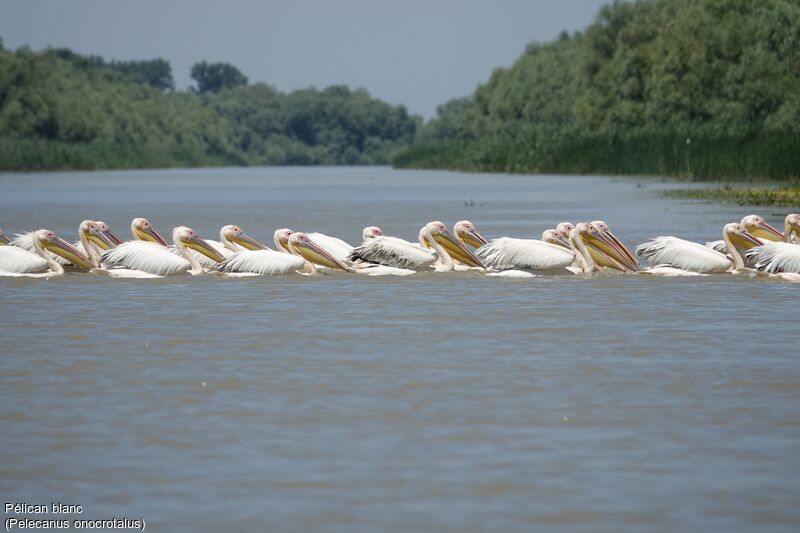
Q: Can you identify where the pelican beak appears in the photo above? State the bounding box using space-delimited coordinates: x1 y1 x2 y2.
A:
183 235 225 263
292 237 351 271
422 236 432 249
137 226 168 246
432 230 485 268
597 228 639 271
461 228 489 248
584 229 630 271
87 227 117 250
0 233 10 245
554 233 572 249
278 235 291 253
751 220 784 241
43 236 94 270
230 232 266 251
731 230 763 249
102 228 123 246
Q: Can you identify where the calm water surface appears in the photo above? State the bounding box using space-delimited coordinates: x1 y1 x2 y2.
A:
0 167 798 532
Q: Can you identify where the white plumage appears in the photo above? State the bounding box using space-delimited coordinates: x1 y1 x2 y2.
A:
102 241 193 276
216 249 306 275
0 245 50 274
747 242 800 274
637 237 731 273
306 232 353 262
477 238 575 271
349 236 436 270
12 232 71 265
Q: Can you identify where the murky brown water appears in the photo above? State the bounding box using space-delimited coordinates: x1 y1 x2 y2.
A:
1 167 798 531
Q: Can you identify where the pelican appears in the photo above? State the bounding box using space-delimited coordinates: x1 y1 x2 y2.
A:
11 220 116 267
590 221 639 271
479 223 628 274
288 232 352 272
0 229 93 277
349 221 483 272
304 231 354 263
178 224 266 269
100 226 224 277
96 221 123 246
637 223 762 275
0 227 10 245
746 214 800 278
454 221 489 248
216 228 309 276
130 217 169 245
706 214 784 257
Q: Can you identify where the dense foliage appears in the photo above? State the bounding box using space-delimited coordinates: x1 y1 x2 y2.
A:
0 44 419 170
396 0 800 180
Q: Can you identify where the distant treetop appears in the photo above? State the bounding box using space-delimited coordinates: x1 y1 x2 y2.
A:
190 61 249 94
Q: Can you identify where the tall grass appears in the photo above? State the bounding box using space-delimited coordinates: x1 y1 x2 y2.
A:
393 127 800 181
0 139 245 172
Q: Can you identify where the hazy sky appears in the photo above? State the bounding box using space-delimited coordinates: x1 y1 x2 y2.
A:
0 0 608 118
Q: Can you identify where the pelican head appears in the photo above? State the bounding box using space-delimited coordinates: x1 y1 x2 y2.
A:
80 220 116 250
424 221 485 268
740 214 784 242
221 225 265 251
556 222 574 237
454 220 489 248
173 226 225 262
288 232 350 271
362 226 383 240
132 218 168 246
35 229 94 270
590 220 638 271
723 222 762 250
542 228 571 249
96 220 122 246
274 228 294 253
571 222 632 272
785 214 800 241
0 227 9 245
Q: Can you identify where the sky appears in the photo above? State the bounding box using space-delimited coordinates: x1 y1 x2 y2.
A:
0 0 609 118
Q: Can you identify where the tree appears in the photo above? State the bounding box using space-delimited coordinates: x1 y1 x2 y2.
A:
190 61 248 94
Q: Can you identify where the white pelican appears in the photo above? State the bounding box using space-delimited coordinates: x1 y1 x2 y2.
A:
0 229 93 277
706 214 784 257
12 220 116 267
349 221 483 272
479 223 629 274
288 232 352 272
0 227 10 245
130 217 169 246
100 226 224 277
454 221 489 248
215 228 309 276
304 232 354 263
177 224 266 269
637 223 762 275
590 221 639 272
96 221 123 246
746 214 800 278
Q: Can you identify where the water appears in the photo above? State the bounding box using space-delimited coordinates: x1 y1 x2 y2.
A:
0 167 797 532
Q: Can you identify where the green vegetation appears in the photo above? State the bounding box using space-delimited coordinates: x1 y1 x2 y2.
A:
664 185 800 208
0 43 419 171
394 0 800 181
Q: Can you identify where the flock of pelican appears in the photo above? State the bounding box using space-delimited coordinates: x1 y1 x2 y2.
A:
0 214 798 281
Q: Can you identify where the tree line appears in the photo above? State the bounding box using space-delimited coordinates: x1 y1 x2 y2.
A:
0 39 419 171
394 0 800 180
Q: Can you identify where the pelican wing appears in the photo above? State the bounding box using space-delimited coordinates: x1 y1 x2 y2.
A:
705 240 728 255
216 250 305 275
0 246 50 274
306 233 353 261
348 236 436 269
747 242 800 274
102 241 190 276
477 238 574 270
636 236 731 273
12 232 70 265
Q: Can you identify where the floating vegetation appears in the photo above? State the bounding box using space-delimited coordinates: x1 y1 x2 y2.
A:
664 185 800 208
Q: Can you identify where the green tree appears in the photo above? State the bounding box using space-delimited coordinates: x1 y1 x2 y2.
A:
190 61 248 93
